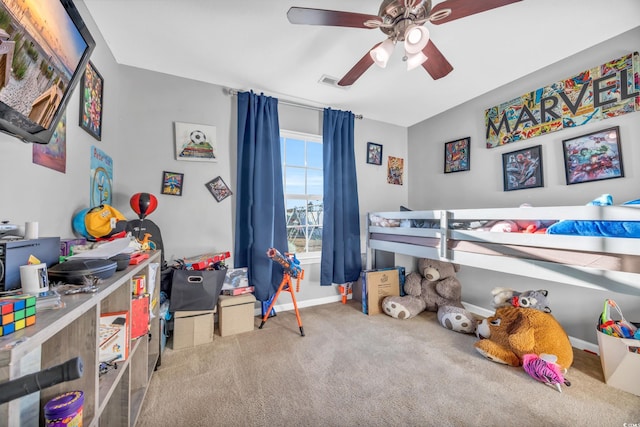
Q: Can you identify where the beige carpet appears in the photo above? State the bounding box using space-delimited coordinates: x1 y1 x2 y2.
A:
137 302 640 427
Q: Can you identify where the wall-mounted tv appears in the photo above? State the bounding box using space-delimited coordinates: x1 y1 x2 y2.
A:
0 0 95 144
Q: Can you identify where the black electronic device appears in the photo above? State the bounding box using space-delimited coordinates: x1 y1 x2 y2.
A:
0 237 61 291
0 357 83 405
0 0 95 144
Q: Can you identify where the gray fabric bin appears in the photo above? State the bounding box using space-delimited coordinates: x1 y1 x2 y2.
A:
169 269 226 311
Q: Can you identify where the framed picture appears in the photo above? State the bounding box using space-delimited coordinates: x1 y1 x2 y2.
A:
387 156 404 185
444 137 471 173
175 122 217 162
205 176 232 202
33 113 66 173
502 145 544 191
366 142 382 165
562 126 624 185
79 61 104 140
161 171 184 196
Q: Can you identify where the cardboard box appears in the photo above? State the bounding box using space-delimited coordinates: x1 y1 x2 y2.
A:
362 269 401 315
218 294 256 337
172 309 214 349
596 328 640 396
355 266 405 305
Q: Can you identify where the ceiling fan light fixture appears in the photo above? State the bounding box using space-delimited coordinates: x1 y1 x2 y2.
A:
406 51 428 71
404 25 429 54
370 38 395 68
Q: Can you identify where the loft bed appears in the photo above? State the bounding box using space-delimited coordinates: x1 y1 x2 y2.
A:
366 204 640 296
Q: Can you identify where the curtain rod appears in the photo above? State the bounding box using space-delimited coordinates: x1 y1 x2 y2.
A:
225 88 363 120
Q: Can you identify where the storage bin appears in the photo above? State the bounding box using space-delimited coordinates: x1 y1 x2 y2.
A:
596 328 640 396
169 269 225 311
218 294 256 337
172 309 215 349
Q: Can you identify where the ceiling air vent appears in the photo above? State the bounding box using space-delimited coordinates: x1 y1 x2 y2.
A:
318 75 349 90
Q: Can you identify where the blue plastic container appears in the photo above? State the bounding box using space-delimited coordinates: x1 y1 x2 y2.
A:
44 390 84 426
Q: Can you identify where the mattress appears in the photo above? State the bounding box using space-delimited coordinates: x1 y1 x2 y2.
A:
369 232 640 274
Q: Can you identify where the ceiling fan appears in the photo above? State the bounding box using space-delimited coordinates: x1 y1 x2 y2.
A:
287 0 522 86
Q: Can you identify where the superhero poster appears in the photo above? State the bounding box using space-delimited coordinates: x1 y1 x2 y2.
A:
501 145 544 191
387 156 404 185
561 126 623 185
485 52 639 148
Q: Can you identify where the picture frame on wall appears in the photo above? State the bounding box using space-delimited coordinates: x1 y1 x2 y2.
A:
79 61 104 141
205 176 232 202
502 145 544 191
161 171 184 196
366 142 382 165
444 137 471 173
561 126 624 185
174 122 217 162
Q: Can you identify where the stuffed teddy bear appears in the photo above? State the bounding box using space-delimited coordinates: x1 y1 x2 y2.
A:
491 287 552 313
381 258 476 334
475 305 573 369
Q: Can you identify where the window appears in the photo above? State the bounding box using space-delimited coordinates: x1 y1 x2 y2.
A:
280 130 323 255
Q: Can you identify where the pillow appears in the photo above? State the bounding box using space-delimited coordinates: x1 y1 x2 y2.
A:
400 206 430 228
587 194 613 206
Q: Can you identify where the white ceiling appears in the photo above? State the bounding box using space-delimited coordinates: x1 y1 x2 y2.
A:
83 0 640 128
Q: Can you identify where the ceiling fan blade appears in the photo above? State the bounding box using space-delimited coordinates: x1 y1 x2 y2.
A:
287 7 380 29
429 0 522 25
421 40 453 80
338 44 379 87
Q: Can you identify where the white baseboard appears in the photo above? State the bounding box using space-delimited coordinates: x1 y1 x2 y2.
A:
463 303 600 354
258 298 601 354
253 295 344 317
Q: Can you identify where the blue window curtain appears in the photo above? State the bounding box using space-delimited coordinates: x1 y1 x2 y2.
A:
321 108 362 286
235 91 288 302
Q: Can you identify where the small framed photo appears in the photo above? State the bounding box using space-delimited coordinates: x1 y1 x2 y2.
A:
205 176 232 202
502 145 544 191
79 61 104 140
161 171 184 196
174 122 217 162
444 137 471 173
562 126 624 185
366 142 383 165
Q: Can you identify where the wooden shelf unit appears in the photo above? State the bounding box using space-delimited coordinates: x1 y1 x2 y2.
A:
0 251 161 427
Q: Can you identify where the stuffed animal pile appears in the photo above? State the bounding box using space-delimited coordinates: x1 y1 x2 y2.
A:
491 287 552 313
381 258 476 334
475 287 573 370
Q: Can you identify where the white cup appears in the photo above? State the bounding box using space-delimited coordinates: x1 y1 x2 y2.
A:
24 222 39 240
20 263 49 294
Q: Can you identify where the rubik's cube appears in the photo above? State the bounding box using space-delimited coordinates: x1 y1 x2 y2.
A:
0 295 36 337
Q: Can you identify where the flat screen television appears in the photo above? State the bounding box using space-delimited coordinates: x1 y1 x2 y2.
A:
0 0 95 144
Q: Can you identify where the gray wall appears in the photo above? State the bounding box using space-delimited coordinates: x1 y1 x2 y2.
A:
0 2 408 309
406 26 640 345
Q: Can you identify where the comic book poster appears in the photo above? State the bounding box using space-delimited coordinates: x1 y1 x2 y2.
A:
486 52 639 148
599 54 637 118
387 156 404 185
